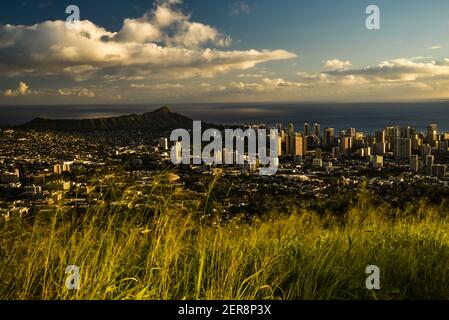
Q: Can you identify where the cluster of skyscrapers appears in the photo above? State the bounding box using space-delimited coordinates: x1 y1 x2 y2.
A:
275 122 448 177
159 122 448 178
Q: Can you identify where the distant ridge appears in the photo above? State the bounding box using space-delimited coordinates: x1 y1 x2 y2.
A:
18 106 216 132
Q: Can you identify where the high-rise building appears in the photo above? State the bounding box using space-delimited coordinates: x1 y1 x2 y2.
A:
279 130 286 144
314 123 321 137
433 140 441 150
375 130 386 144
286 132 305 157
324 128 335 147
173 141 183 164
432 165 446 179
243 161 258 173
393 126 401 138
357 148 365 157
276 123 283 134
421 144 432 157
393 137 412 159
277 136 283 157
347 128 356 137
159 137 169 150
427 124 438 144
293 133 306 157
304 123 310 136
62 162 71 172
324 161 333 173
286 134 292 156
415 132 425 151
367 135 376 149
385 127 395 139
410 155 419 173
441 141 449 153
214 150 222 164
375 143 386 155
411 134 420 151
365 147 371 157
425 155 435 174
315 148 322 160
332 147 340 159
303 135 308 156
340 136 352 157
401 126 412 139
288 123 295 136
227 150 235 164
54 164 63 175
357 147 371 157
222 148 229 164
352 134 365 149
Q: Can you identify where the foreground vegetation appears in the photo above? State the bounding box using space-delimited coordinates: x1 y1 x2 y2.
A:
1 177 449 300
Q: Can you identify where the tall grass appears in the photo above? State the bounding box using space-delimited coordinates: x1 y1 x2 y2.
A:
0 178 448 300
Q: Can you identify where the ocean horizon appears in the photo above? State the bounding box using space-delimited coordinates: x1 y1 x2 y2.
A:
1 101 449 134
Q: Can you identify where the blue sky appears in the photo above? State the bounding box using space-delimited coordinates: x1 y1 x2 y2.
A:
1 0 449 104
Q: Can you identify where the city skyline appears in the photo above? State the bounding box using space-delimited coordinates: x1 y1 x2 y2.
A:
1 0 449 105
3 1 449 304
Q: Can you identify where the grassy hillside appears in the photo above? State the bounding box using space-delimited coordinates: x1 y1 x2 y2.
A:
0 177 448 300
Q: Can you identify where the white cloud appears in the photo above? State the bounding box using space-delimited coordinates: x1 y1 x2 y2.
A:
0 0 296 82
113 1 229 48
3 82 98 99
323 59 352 70
113 18 162 43
428 45 442 50
237 73 264 78
89 57 449 102
58 88 96 98
3 81 29 97
228 77 308 92
410 56 433 61
170 22 231 48
326 58 449 82
153 0 186 28
287 58 449 101
130 82 186 90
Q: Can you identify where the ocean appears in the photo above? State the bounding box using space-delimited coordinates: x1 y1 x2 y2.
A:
1 101 449 134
